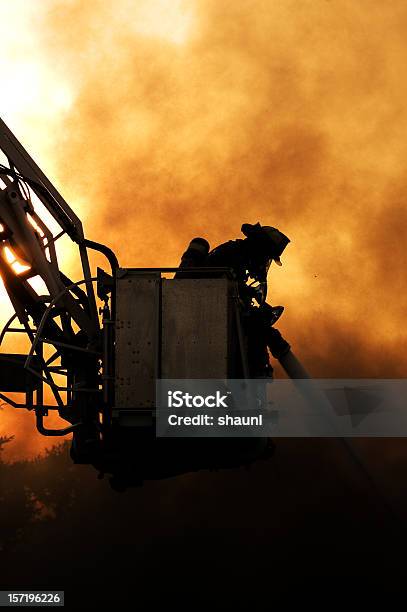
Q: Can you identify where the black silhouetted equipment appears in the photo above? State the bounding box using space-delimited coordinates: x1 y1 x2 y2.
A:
0 117 309 488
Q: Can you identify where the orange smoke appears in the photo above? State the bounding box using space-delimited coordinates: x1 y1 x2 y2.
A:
1 0 407 457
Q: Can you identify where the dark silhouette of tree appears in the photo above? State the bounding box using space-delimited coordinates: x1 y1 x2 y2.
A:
1 434 407 605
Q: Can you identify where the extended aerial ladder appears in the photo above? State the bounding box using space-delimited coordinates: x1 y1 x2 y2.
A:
0 117 120 460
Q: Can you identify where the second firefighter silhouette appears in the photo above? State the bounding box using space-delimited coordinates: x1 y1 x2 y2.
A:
177 222 291 377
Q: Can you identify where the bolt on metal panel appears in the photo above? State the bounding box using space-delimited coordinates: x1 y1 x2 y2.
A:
115 271 160 409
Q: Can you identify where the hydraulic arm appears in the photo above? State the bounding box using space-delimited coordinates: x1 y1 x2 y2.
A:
0 117 117 444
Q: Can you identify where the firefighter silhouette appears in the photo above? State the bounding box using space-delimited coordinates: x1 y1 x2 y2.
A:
177 222 291 377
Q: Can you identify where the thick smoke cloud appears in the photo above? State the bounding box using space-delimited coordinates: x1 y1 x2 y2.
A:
34 0 407 377
2 0 407 457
